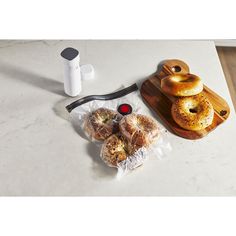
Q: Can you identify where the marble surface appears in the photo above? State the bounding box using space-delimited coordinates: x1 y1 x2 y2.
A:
0 40 236 196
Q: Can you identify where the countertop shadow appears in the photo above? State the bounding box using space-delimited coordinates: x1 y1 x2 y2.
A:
0 60 66 97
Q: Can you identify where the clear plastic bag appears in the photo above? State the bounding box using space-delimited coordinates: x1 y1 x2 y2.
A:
115 126 171 178
66 84 172 178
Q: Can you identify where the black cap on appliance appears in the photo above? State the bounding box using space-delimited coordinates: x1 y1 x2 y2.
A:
61 47 79 61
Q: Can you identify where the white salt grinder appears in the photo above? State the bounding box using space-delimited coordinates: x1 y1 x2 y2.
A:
61 47 81 97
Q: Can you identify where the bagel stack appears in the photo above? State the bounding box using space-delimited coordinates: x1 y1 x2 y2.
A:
161 73 214 131
84 108 160 169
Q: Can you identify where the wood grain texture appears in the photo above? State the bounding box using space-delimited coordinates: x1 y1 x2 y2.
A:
140 59 230 139
216 46 236 110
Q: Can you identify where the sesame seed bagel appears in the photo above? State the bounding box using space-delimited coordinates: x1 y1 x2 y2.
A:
119 113 160 149
161 73 203 96
84 108 122 141
171 94 214 131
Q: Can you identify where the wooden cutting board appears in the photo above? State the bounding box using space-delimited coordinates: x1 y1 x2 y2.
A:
140 59 230 139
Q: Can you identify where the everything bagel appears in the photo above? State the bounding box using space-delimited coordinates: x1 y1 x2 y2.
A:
84 108 122 141
171 94 214 131
119 113 160 149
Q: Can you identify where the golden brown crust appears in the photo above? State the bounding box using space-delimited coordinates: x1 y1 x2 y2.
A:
101 134 134 167
119 113 159 149
161 73 203 97
84 108 122 141
171 94 214 131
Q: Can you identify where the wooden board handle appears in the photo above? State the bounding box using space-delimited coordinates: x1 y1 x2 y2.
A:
157 59 190 78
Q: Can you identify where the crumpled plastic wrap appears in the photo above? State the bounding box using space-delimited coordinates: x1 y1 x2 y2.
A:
66 84 172 178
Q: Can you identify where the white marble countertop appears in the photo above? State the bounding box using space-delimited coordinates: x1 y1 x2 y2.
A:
0 40 236 196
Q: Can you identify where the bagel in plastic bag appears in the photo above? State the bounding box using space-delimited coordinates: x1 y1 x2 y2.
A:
66 84 171 178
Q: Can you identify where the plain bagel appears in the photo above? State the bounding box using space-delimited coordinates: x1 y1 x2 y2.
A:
161 73 203 96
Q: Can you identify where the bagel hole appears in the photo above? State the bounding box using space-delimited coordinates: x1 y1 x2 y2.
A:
172 65 182 72
220 110 227 116
189 108 198 113
103 118 109 123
